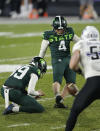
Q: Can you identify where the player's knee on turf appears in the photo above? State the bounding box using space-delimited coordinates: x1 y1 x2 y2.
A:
67 83 79 96
30 104 45 113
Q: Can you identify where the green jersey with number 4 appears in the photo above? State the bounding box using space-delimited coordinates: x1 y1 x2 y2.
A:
4 65 41 90
43 27 74 58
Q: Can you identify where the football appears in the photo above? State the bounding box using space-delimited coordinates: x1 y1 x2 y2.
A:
67 84 79 96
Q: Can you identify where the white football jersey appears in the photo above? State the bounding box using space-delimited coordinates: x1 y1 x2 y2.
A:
72 40 100 79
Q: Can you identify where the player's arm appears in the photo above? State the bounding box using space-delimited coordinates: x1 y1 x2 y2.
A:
73 34 80 43
39 39 49 58
70 50 80 70
70 50 82 74
28 73 44 96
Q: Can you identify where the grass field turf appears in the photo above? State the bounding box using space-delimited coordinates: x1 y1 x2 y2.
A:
0 23 100 131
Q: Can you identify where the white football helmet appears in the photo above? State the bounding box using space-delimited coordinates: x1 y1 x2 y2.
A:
81 26 100 41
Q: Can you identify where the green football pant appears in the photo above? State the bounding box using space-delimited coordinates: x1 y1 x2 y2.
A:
1 87 44 113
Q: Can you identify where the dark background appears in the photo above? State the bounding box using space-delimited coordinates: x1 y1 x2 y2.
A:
47 0 100 16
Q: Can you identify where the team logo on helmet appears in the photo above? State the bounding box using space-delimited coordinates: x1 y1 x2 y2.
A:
30 57 47 74
52 16 67 30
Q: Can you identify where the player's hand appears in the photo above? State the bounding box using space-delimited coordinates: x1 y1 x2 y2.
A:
38 90 45 96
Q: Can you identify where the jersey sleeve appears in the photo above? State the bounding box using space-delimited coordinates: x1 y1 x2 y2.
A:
43 31 49 40
34 69 41 78
27 73 39 96
39 39 49 58
30 66 41 79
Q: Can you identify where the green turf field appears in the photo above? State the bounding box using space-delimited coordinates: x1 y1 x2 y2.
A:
0 23 100 131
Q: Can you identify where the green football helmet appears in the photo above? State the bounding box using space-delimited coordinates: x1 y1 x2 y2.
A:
30 56 47 74
52 16 67 31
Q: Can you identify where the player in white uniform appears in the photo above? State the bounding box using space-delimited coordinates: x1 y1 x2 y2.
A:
65 26 100 131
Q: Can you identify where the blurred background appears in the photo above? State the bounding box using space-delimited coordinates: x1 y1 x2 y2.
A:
0 0 99 20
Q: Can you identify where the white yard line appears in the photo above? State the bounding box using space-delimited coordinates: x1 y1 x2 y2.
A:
51 125 66 130
0 55 50 63
0 64 52 72
38 97 54 102
9 32 42 38
0 43 34 49
0 32 42 38
0 76 8 79
7 123 30 128
0 57 32 62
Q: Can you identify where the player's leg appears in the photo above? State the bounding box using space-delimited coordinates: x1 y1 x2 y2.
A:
18 95 44 113
61 57 78 98
65 77 98 131
1 88 44 114
52 58 67 108
11 89 44 113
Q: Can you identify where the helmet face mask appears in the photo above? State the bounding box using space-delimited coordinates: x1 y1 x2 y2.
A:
30 57 47 75
52 16 67 35
81 26 100 41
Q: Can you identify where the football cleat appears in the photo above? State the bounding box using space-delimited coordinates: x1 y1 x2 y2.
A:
56 95 63 104
3 104 14 115
54 103 68 109
54 95 68 108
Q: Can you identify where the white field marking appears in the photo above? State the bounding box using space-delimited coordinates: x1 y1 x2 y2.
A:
0 55 50 63
51 125 66 130
0 65 22 73
38 97 54 102
0 43 34 49
0 65 52 72
9 32 42 38
0 32 13 36
7 123 30 128
38 95 71 102
46 71 53 74
0 76 8 79
0 56 32 62
0 32 42 38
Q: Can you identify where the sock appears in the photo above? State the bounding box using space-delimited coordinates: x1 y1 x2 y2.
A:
55 93 60 97
12 106 19 112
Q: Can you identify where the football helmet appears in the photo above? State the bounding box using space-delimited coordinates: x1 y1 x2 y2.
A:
52 16 67 31
30 56 47 74
81 26 99 41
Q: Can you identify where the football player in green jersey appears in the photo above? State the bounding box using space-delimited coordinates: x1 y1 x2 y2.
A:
1 57 47 115
39 16 79 108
